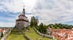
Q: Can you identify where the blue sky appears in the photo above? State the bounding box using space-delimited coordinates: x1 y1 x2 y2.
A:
0 0 73 27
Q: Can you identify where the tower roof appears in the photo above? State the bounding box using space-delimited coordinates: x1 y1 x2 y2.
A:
23 4 25 14
18 8 26 17
23 8 25 14
18 13 27 18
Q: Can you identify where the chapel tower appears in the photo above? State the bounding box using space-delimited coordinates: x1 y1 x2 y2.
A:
15 8 29 30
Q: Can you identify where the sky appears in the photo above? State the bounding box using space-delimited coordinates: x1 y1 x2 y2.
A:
0 0 73 27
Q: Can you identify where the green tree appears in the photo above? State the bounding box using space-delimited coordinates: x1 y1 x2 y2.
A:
30 16 39 27
38 23 47 34
48 23 73 29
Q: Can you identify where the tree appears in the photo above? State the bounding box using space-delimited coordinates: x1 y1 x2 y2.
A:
38 23 47 34
30 16 39 27
48 23 73 29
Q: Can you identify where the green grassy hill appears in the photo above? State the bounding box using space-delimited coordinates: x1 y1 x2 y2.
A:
7 27 52 40
7 34 26 40
25 27 52 40
7 27 27 40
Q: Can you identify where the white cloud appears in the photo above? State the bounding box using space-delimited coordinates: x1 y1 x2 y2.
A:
0 17 16 22
0 0 37 13
32 0 73 25
0 22 15 27
26 14 33 21
0 0 23 12
1 0 73 27
0 0 36 27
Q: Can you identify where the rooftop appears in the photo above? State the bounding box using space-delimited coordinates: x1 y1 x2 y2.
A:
47 28 73 40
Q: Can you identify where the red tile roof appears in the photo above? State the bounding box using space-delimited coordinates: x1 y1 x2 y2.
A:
47 28 73 40
0 29 4 32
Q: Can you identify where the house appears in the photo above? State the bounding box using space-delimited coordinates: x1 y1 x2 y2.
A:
0 28 10 37
47 27 73 40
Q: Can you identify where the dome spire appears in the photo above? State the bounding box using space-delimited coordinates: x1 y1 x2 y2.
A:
23 5 25 14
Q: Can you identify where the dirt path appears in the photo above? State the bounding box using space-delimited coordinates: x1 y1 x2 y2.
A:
1 31 11 40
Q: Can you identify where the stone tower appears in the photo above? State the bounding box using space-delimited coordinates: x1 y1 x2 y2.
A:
15 8 29 30
8 8 29 38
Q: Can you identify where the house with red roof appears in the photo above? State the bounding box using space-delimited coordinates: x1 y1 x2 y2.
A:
47 27 73 40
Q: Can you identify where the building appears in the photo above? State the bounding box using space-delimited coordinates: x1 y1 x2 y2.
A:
0 28 10 37
15 8 29 30
47 27 73 40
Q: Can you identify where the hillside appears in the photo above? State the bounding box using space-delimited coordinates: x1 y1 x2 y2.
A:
7 27 52 40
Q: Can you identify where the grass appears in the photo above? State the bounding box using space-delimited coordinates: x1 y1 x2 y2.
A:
7 33 26 40
25 27 52 40
7 27 52 40
7 28 27 40
0 37 1 40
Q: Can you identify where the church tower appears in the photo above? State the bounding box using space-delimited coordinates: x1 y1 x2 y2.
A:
15 8 29 30
7 7 30 40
